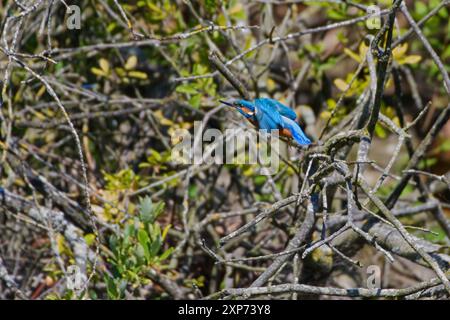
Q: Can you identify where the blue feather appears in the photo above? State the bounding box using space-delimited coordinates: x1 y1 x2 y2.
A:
280 116 311 145
256 98 297 120
255 100 283 130
235 99 256 112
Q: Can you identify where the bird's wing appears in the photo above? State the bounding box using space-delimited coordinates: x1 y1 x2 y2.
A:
255 99 284 130
280 116 311 145
257 98 297 120
254 99 311 145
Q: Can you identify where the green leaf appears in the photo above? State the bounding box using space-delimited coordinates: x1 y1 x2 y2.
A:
137 230 151 261
176 83 198 95
327 8 346 20
439 139 450 152
124 223 135 246
91 67 107 77
254 175 267 186
375 124 387 139
161 224 171 240
188 185 198 198
189 94 201 108
205 0 217 13
138 229 150 247
418 157 438 169
125 55 138 70
193 63 207 75
442 45 450 59
343 48 362 63
415 2 428 17
84 233 96 246
159 247 174 261
55 62 64 72
150 237 162 257
398 55 422 65
109 235 118 254
99 58 110 73
153 201 165 218
105 275 118 299
45 293 60 300
334 78 349 92
135 243 147 262
139 196 153 223
150 223 162 242
128 71 148 80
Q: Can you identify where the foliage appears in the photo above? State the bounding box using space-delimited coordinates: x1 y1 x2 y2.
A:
105 197 173 299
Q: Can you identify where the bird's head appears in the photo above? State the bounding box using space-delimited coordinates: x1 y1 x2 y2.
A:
220 99 255 119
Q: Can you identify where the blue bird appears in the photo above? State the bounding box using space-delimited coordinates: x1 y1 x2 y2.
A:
220 98 311 146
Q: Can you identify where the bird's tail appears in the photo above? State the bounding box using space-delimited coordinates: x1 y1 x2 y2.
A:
281 117 311 146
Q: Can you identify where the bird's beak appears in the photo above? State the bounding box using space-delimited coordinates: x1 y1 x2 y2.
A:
219 100 234 107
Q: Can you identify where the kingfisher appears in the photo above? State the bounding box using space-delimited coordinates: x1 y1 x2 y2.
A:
220 98 311 146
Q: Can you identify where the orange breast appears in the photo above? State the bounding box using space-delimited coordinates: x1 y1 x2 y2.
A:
280 128 292 138
241 107 253 114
